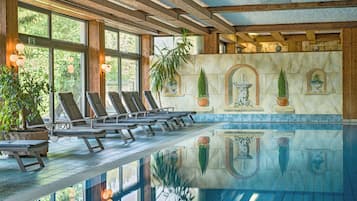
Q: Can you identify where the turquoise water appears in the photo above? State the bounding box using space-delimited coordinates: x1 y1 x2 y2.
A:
36 123 357 201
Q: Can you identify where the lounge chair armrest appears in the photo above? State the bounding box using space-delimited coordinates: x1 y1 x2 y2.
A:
130 111 148 118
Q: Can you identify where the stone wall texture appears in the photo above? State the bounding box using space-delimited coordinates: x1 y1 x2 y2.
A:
158 51 342 114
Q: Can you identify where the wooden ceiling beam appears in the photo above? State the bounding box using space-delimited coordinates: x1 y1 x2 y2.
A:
119 0 209 34
54 0 159 34
66 0 181 35
241 33 341 43
235 21 357 33
167 0 235 33
208 1 357 13
236 33 255 43
271 32 286 43
306 30 316 41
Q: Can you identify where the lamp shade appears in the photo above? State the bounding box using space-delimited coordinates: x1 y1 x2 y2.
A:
15 43 25 52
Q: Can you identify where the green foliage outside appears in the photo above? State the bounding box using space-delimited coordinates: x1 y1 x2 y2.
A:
197 68 207 98
278 69 286 97
18 7 49 37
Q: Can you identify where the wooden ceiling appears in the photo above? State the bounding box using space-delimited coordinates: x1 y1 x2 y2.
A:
20 0 357 43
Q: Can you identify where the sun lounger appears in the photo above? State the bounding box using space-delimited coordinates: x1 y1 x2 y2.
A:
0 140 47 171
58 92 137 142
120 91 176 131
86 92 156 136
130 91 186 127
144 90 196 123
26 111 105 153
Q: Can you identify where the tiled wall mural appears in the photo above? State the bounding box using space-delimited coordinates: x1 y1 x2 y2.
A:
159 52 342 114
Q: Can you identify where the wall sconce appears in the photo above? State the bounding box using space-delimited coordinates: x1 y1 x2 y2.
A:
101 63 112 73
102 188 113 201
9 42 26 67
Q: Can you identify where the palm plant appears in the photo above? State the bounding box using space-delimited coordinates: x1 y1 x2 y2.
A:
150 30 192 106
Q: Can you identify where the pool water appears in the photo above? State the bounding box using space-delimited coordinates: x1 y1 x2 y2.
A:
35 123 357 201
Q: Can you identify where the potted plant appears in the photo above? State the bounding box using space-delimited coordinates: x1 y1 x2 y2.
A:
277 69 288 106
197 136 210 175
150 29 192 107
0 65 49 155
310 74 323 92
197 68 209 107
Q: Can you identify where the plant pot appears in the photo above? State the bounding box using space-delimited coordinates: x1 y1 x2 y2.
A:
198 97 209 107
4 128 48 156
197 136 210 145
277 97 289 106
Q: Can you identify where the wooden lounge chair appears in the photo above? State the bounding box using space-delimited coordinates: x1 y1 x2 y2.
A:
0 140 47 171
120 91 175 131
58 92 137 142
26 111 105 153
144 90 196 123
86 92 156 136
108 91 170 132
131 91 186 127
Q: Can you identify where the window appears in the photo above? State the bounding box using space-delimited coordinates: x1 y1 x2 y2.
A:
18 7 49 38
18 4 87 121
55 183 84 201
122 190 140 201
104 27 141 105
106 168 120 195
105 56 119 113
121 59 138 92
154 35 203 55
120 32 139 53
21 46 50 119
122 160 139 189
105 30 119 50
54 50 85 121
52 14 86 44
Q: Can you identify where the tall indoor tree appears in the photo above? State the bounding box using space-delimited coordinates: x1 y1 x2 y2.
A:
150 29 192 106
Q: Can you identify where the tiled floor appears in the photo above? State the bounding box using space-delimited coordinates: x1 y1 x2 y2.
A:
0 123 218 201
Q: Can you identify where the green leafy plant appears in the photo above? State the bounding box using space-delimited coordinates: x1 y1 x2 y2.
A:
0 65 49 132
150 29 192 106
278 69 286 97
198 144 209 174
197 68 207 98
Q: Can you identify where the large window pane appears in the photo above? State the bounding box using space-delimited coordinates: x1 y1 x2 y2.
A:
106 168 120 195
18 7 49 38
55 182 84 201
120 32 139 53
22 46 50 119
105 30 119 50
122 161 139 189
54 49 84 121
105 56 119 113
122 190 140 201
52 14 86 44
121 59 138 91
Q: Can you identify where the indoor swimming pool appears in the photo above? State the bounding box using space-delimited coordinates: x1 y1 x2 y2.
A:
32 123 356 201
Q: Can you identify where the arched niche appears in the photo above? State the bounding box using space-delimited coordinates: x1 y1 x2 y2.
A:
225 64 260 106
306 68 327 94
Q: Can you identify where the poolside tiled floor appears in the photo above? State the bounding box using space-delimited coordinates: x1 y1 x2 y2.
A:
0 123 217 201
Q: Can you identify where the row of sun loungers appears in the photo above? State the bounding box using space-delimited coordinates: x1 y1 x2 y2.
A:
0 91 196 171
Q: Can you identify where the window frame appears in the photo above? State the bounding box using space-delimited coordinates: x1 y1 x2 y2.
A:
18 2 88 122
104 26 141 94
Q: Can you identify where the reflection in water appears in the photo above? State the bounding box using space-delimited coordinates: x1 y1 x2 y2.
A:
36 125 357 201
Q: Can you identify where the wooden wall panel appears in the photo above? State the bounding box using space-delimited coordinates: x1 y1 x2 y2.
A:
226 43 236 54
141 35 152 93
0 0 18 67
88 20 105 109
342 28 357 119
203 33 219 54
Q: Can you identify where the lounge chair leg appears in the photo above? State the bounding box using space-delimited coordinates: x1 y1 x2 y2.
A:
189 115 195 123
127 130 136 141
180 118 186 127
83 138 94 153
95 137 105 150
34 152 45 168
148 125 155 136
160 124 166 132
13 152 26 172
